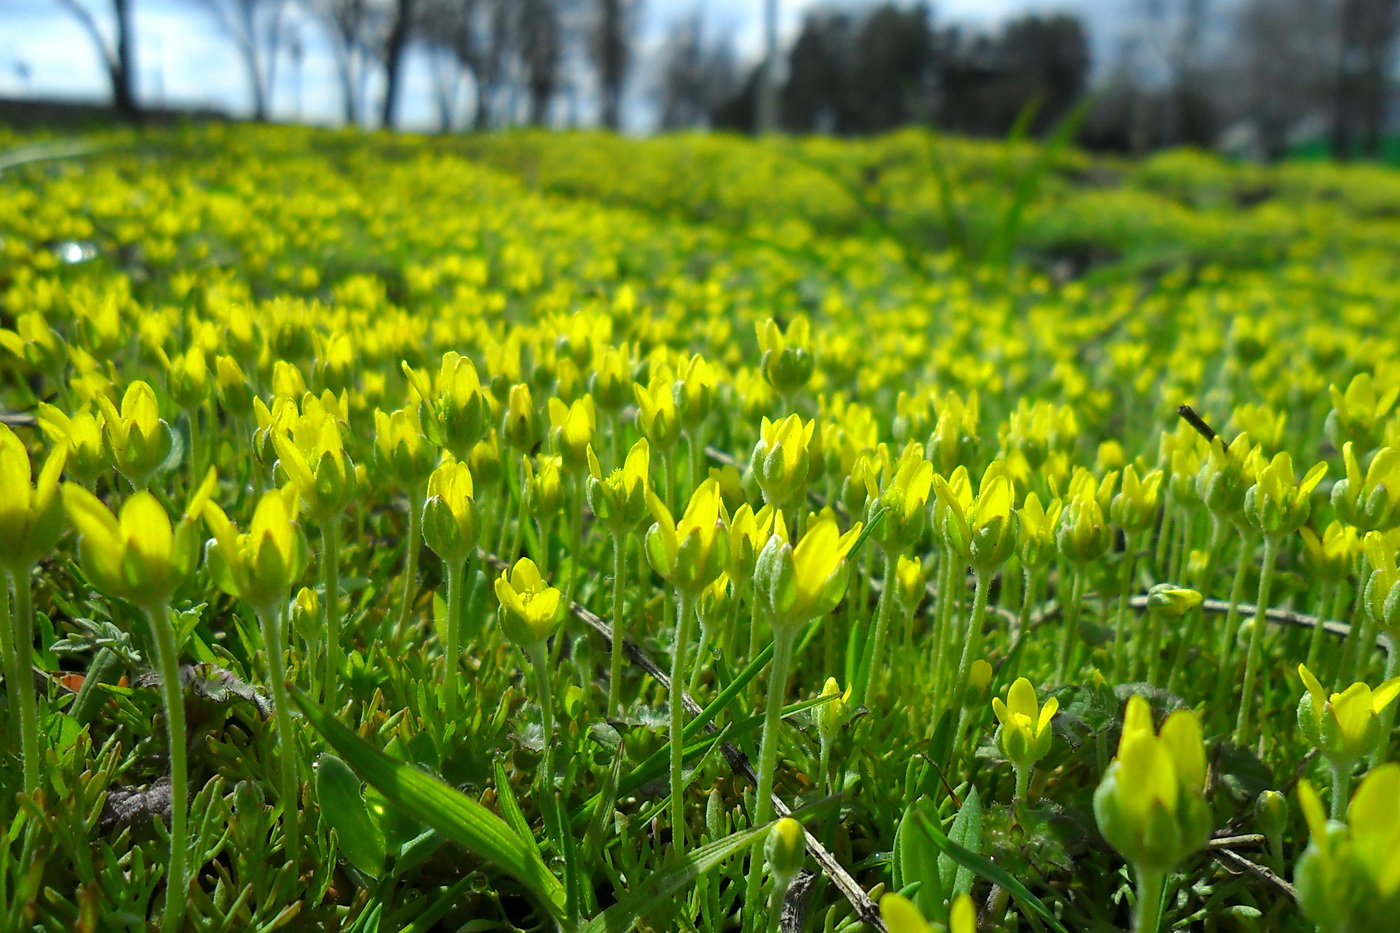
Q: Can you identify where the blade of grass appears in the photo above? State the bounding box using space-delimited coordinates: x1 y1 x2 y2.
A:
290 684 570 926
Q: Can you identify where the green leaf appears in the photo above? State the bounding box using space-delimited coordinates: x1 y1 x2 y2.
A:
893 797 943 919
915 808 1070 933
580 821 772 933
315 752 386 878
291 684 569 925
936 786 982 900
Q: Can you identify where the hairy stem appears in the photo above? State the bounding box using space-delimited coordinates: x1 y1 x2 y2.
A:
744 625 796 932
321 516 343 710
1235 535 1279 747
260 601 301 863
669 588 698 855
607 534 626 718
148 600 187 933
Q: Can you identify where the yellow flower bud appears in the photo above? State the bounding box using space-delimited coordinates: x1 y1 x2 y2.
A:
815 676 850 744
523 454 564 519
757 316 814 396
203 486 310 613
1297 663 1400 769
373 406 437 488
502 383 541 452
644 478 729 595
753 510 862 634
589 343 633 413
751 413 817 509
36 404 106 487
1245 452 1326 538
1295 764 1400 931
547 395 596 473
869 447 933 554
764 817 805 891
0 426 67 573
422 460 479 565
214 355 253 418
1111 464 1164 532
1093 695 1211 873
673 353 716 429
1326 372 1398 454
97 381 174 488
633 376 681 452
62 471 217 612
1333 443 1400 533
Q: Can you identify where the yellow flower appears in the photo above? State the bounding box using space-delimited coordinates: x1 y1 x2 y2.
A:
757 316 814 396
97 380 173 488
589 343 633 413
523 454 564 518
585 438 651 534
751 413 817 508
1245 451 1326 538
501 383 541 451
1297 663 1400 768
373 406 437 488
62 470 217 612
547 395 596 472
815 676 851 744
1296 764 1400 931
1017 492 1061 568
1300 521 1361 583
272 403 357 521
869 446 933 554
726 501 784 583
203 486 310 613
878 892 975 933
494 557 564 647
934 460 1018 571
753 509 862 633
421 459 480 565
0 425 67 573
1111 464 1164 532
1327 372 1398 453
1333 443 1400 533
1093 695 1211 872
673 353 716 429
402 352 490 458
634 375 680 452
992 677 1058 768
644 478 729 594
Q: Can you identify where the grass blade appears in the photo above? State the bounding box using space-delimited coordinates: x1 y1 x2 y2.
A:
915 808 1069 933
291 684 569 926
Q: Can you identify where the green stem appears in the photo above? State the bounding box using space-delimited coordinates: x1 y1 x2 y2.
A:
321 517 343 710
147 600 188 933
744 625 797 932
1212 535 1254 709
1329 759 1353 821
688 426 705 496
689 624 712 693
1305 581 1338 674
669 588 698 855
1169 517 1224 694
443 559 466 723
607 534 626 718
1113 534 1140 681
930 550 960 702
1055 569 1084 683
1347 552 1380 687
527 641 577 925
259 601 301 863
1133 865 1166 933
953 568 992 711
852 552 898 710
2 571 40 796
396 482 426 633
566 479 584 605
1235 535 1279 747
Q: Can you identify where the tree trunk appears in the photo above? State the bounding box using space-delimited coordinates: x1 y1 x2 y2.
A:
381 0 417 129
111 0 140 120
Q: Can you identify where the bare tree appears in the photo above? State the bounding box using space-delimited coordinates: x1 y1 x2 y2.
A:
655 7 737 130
590 0 639 129
381 0 417 128
52 0 139 119
518 0 563 125
311 0 383 124
195 0 290 120
1331 0 1400 159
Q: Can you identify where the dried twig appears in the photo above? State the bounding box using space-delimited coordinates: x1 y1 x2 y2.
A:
1210 848 1298 902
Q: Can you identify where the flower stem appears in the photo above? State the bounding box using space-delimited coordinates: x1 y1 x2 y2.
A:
852 551 897 710
1235 535 1279 747
443 558 466 723
396 482 426 633
744 625 796 932
147 599 188 933
1055 569 1084 683
1133 865 1166 933
527 641 577 924
669 588 698 855
3 570 41 796
1169 517 1224 693
607 534 626 718
259 601 301 863
321 516 343 711
1212 536 1254 709
1329 759 1353 820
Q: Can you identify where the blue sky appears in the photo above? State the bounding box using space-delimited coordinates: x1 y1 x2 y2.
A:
0 0 1125 130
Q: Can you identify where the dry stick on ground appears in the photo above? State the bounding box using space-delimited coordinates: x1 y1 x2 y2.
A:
481 552 888 933
1126 595 1392 653
1210 848 1299 902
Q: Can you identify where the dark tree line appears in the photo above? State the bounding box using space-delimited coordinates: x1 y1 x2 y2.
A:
48 0 640 131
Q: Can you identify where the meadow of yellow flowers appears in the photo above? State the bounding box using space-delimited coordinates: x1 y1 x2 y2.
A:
3 123 1400 932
